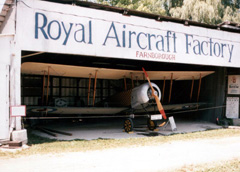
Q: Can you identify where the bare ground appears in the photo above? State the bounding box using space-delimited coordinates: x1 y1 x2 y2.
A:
0 136 240 172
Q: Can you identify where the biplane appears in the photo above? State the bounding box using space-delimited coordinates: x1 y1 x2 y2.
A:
21 62 214 132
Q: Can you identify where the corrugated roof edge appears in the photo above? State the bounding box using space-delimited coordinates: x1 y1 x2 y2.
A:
0 0 14 30
45 0 240 33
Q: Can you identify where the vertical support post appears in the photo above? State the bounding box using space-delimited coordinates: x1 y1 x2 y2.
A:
42 71 46 106
136 76 138 86
131 73 134 89
8 38 28 143
190 76 194 101
87 74 92 106
93 71 98 106
100 79 103 101
142 73 145 82
76 78 80 106
162 76 166 102
124 76 127 91
108 80 110 97
9 40 21 131
59 77 62 98
46 66 50 106
197 73 202 102
50 76 53 101
168 73 173 103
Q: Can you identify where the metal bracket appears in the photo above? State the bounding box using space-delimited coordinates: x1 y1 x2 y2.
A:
163 116 177 131
169 116 177 131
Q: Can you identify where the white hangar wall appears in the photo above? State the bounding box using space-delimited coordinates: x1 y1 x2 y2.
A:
0 4 22 141
0 35 11 140
16 0 240 68
0 34 21 141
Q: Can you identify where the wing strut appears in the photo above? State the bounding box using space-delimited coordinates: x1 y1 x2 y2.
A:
87 73 92 106
168 73 173 103
197 73 202 102
162 76 166 102
190 76 194 101
46 66 50 106
42 71 46 106
136 76 138 86
142 73 145 82
131 73 134 89
142 68 167 120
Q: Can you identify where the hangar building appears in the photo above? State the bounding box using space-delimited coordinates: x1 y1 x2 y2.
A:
0 0 240 143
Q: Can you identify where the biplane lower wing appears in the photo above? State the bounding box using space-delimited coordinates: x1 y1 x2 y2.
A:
26 102 205 116
27 106 129 115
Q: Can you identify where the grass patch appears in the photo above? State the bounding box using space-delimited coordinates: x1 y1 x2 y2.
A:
0 128 239 158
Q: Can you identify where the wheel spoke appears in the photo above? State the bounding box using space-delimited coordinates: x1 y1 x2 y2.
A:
124 118 133 132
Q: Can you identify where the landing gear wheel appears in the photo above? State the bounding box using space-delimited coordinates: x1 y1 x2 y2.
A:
147 119 157 131
124 118 133 132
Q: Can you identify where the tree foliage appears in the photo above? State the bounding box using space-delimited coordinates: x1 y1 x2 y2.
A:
96 0 240 24
222 6 240 23
98 0 166 15
170 0 224 24
170 0 240 24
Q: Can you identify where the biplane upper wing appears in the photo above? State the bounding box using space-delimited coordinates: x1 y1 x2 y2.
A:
21 62 214 80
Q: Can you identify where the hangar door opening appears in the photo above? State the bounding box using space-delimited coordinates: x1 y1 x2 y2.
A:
20 51 221 126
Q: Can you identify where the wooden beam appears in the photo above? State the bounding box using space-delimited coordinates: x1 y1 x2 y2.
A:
36 127 57 137
197 73 202 102
4 0 13 5
190 76 194 101
93 71 98 106
162 76 166 102
0 16 5 22
168 73 173 103
21 52 44 58
41 127 72 136
87 74 92 106
0 10 7 16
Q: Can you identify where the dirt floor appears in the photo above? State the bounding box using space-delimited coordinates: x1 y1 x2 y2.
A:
30 117 222 140
1 136 240 171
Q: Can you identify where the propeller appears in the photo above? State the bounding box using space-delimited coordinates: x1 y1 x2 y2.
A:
142 67 167 120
